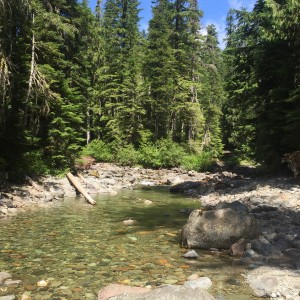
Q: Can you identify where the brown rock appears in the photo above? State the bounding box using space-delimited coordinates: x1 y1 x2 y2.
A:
229 238 247 256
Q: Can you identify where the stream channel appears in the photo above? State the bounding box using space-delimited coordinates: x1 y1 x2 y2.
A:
0 187 257 300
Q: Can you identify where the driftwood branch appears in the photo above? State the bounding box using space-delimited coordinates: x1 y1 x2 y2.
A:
66 172 96 205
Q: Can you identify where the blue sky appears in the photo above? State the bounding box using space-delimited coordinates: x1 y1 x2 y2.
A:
89 0 255 48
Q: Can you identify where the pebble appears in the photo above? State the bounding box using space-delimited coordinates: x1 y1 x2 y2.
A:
37 280 48 287
123 219 136 225
183 250 198 259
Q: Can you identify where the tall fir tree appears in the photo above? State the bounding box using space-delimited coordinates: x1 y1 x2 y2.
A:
142 0 176 141
95 0 143 146
200 24 224 156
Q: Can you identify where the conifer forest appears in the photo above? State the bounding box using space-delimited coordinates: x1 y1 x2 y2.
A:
0 0 299 177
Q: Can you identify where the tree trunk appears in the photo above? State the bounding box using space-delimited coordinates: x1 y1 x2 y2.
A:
66 172 96 205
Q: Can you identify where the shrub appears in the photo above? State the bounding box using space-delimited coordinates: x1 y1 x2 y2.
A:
156 138 185 168
82 140 113 162
138 143 162 168
181 152 214 171
115 144 139 166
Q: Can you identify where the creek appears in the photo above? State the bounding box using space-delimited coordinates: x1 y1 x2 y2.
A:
0 187 256 299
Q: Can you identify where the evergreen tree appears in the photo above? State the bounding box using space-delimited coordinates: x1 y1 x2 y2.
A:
200 24 224 156
223 0 300 168
96 0 143 145
142 0 176 140
222 8 257 160
171 0 205 145
143 0 206 147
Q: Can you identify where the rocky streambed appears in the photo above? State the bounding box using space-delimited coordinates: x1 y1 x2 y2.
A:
0 163 300 299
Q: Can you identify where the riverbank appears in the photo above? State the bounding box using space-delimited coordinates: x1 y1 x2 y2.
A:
1 163 300 299
0 163 209 217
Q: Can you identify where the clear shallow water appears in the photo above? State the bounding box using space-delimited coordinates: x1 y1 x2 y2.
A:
0 187 256 299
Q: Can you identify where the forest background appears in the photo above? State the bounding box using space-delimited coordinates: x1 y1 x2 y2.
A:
0 0 299 179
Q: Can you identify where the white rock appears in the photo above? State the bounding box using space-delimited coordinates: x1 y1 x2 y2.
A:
183 250 198 258
184 277 213 290
270 292 277 298
123 219 136 225
144 200 153 205
37 280 48 287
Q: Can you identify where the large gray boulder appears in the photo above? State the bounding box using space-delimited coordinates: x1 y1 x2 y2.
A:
181 208 260 249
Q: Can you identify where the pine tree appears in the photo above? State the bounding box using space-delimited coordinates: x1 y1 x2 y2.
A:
200 24 224 156
223 0 300 168
95 0 143 145
171 0 205 145
142 0 176 140
222 8 257 160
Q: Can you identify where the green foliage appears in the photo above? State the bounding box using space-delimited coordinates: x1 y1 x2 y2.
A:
138 143 162 168
223 0 300 168
115 144 139 166
23 151 50 176
82 140 113 162
181 152 214 171
155 138 185 168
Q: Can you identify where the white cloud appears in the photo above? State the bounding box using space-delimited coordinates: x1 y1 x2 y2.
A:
228 0 256 11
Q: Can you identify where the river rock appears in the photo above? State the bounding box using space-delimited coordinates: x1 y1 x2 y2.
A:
98 284 150 300
0 272 12 284
246 266 300 299
144 200 153 205
170 181 202 193
215 201 249 212
109 285 215 300
292 239 300 249
183 250 198 259
4 279 22 286
166 177 183 186
229 238 247 256
37 280 48 287
251 237 271 255
184 277 212 290
181 208 260 249
123 219 136 225
0 296 16 300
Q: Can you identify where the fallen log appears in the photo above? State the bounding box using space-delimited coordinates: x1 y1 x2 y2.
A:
66 172 96 205
25 175 43 192
77 173 98 190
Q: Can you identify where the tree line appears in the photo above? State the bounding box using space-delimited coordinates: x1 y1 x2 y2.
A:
0 0 298 177
223 0 300 170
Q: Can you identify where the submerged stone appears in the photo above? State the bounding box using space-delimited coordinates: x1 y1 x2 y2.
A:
184 277 213 290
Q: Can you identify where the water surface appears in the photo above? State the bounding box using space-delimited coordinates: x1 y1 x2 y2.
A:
0 187 255 299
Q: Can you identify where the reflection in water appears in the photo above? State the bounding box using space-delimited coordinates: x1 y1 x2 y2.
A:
0 188 255 299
